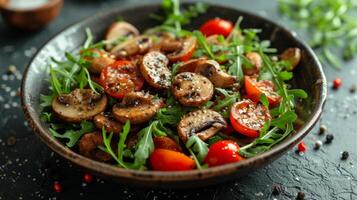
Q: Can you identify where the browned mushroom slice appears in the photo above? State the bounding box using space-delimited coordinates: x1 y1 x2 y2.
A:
78 131 112 162
172 72 214 107
194 60 236 88
153 136 182 152
111 36 152 58
140 51 171 89
167 36 197 62
177 109 227 143
112 91 164 124
94 113 123 134
84 49 116 74
105 21 139 50
177 58 208 73
243 52 263 76
280 48 302 71
52 89 107 123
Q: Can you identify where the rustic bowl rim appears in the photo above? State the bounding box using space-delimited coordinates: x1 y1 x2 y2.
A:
21 2 327 183
0 0 62 12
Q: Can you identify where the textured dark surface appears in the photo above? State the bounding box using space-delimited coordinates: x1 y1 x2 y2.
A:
0 0 356 199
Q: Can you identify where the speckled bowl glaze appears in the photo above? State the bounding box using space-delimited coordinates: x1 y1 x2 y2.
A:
21 3 327 188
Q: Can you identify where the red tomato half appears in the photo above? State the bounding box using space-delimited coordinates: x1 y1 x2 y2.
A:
150 149 195 171
230 99 271 138
100 60 144 99
204 140 243 167
200 18 234 37
244 76 281 107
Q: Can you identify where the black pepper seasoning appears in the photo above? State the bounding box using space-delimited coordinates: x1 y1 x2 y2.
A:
325 134 334 144
341 151 349 160
272 184 282 196
350 84 357 93
296 191 305 200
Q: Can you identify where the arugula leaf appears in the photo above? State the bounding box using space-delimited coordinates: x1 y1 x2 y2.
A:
185 135 209 169
132 123 155 169
260 93 269 108
212 88 240 114
49 121 94 148
99 121 131 169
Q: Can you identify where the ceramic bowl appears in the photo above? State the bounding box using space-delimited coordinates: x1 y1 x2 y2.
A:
21 2 327 188
0 0 63 30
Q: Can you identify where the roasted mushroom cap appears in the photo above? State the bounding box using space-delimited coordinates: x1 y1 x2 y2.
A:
84 49 116 74
243 52 262 76
112 91 164 124
52 89 107 123
177 109 227 143
78 131 112 162
153 136 182 152
105 21 139 50
111 36 152 58
94 113 123 134
167 36 197 62
180 59 236 88
140 51 171 89
280 48 302 71
177 58 207 73
172 72 214 107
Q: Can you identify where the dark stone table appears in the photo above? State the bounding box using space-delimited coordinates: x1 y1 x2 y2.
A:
0 0 356 199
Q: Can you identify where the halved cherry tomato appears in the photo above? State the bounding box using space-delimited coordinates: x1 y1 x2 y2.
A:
100 60 144 99
230 99 271 138
244 76 281 107
204 140 243 167
150 149 195 171
200 18 234 37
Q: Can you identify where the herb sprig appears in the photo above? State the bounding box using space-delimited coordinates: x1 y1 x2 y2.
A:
278 0 357 68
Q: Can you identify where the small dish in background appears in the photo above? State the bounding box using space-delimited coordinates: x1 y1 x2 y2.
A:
0 0 63 31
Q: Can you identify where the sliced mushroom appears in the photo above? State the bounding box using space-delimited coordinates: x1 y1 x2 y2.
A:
280 48 302 71
52 89 107 123
177 58 207 73
172 72 214 107
111 36 152 58
140 51 171 89
84 49 116 74
112 91 164 124
167 36 197 62
78 131 112 162
179 59 236 88
105 21 139 50
243 52 263 76
177 109 227 143
94 113 123 134
153 136 182 152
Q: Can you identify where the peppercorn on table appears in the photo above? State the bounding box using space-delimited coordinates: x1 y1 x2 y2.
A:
0 0 356 199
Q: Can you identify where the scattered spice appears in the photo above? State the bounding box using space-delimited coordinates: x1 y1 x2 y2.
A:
7 65 17 75
319 125 327 135
350 84 357 93
332 78 342 90
297 142 307 153
53 181 62 193
325 134 334 144
341 151 349 160
272 184 283 196
314 140 322 150
7 136 17 146
83 173 94 183
296 191 305 200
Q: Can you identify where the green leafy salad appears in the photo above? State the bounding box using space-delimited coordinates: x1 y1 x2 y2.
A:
40 0 307 171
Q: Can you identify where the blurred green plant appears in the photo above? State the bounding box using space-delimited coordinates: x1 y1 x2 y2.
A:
278 0 357 69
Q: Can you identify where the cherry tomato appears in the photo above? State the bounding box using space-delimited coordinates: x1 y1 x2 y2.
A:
333 78 342 89
297 142 307 153
222 124 235 135
83 173 94 183
100 60 144 99
204 140 243 167
230 99 271 138
53 181 62 193
244 76 281 107
150 149 195 171
200 18 234 37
